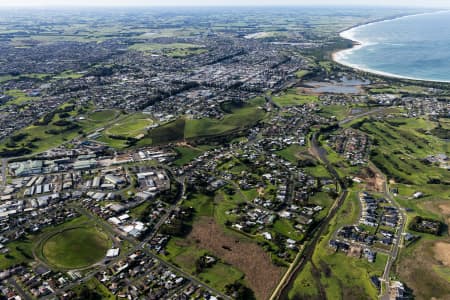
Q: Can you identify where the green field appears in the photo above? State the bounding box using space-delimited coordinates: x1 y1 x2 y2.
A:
129 42 206 56
0 238 34 270
184 99 266 138
358 118 449 197
369 85 430 95
144 98 267 145
289 191 387 299
272 90 319 107
304 164 331 178
98 113 153 149
317 105 350 121
142 119 185 145
160 192 250 293
72 277 116 300
276 144 308 163
42 227 111 269
0 105 121 155
0 216 91 270
295 70 311 79
173 146 207 166
3 89 36 105
163 236 245 292
105 113 153 138
0 71 83 85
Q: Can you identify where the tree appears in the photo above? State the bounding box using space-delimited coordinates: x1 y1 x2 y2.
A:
225 281 255 300
77 287 101 300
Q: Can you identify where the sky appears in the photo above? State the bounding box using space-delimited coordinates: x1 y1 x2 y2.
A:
0 0 449 7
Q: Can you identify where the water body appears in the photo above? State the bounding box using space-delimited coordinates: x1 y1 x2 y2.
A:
334 11 450 83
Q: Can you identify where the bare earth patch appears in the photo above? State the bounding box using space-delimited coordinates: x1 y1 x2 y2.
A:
434 242 450 267
187 217 284 300
438 204 450 215
396 239 450 299
359 166 385 192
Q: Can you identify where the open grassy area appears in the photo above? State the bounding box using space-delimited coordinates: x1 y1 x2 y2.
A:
53 70 84 80
185 99 266 138
97 135 129 149
0 71 84 85
129 42 206 56
288 261 321 299
305 164 331 178
173 146 205 166
42 226 111 269
163 237 245 292
0 216 91 270
0 104 121 155
369 85 430 95
276 144 308 163
272 90 319 107
295 70 311 79
317 105 349 121
0 238 34 270
105 113 153 138
72 277 116 300
107 114 153 136
393 198 450 299
358 118 449 198
3 89 36 105
144 98 267 145
289 191 387 299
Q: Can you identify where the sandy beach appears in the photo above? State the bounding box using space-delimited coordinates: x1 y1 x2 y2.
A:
332 10 450 83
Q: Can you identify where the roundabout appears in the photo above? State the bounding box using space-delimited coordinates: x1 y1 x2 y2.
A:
39 226 111 270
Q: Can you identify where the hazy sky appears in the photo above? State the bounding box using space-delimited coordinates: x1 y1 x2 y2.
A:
0 0 449 7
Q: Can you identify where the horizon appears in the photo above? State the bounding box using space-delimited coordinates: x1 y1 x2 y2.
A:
0 0 449 8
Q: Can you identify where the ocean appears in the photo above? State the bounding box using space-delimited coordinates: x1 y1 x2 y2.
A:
334 11 450 83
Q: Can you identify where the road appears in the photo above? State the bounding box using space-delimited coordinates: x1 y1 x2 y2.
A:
274 132 348 300
338 106 388 126
1 158 7 187
40 175 231 300
370 162 407 299
8 278 32 300
309 128 407 300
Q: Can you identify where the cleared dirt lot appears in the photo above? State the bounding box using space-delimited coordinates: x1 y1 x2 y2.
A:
438 203 450 215
186 217 285 300
397 239 450 299
434 242 450 267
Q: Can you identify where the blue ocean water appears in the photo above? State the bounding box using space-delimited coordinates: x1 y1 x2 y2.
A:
334 11 450 82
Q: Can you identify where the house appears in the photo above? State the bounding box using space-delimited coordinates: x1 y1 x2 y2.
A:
106 248 120 258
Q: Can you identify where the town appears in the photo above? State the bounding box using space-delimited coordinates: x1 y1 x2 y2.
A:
0 6 449 300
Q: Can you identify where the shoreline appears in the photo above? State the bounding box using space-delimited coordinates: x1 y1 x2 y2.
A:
332 10 450 84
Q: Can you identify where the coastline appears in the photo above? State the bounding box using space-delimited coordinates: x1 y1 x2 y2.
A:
332 10 450 84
